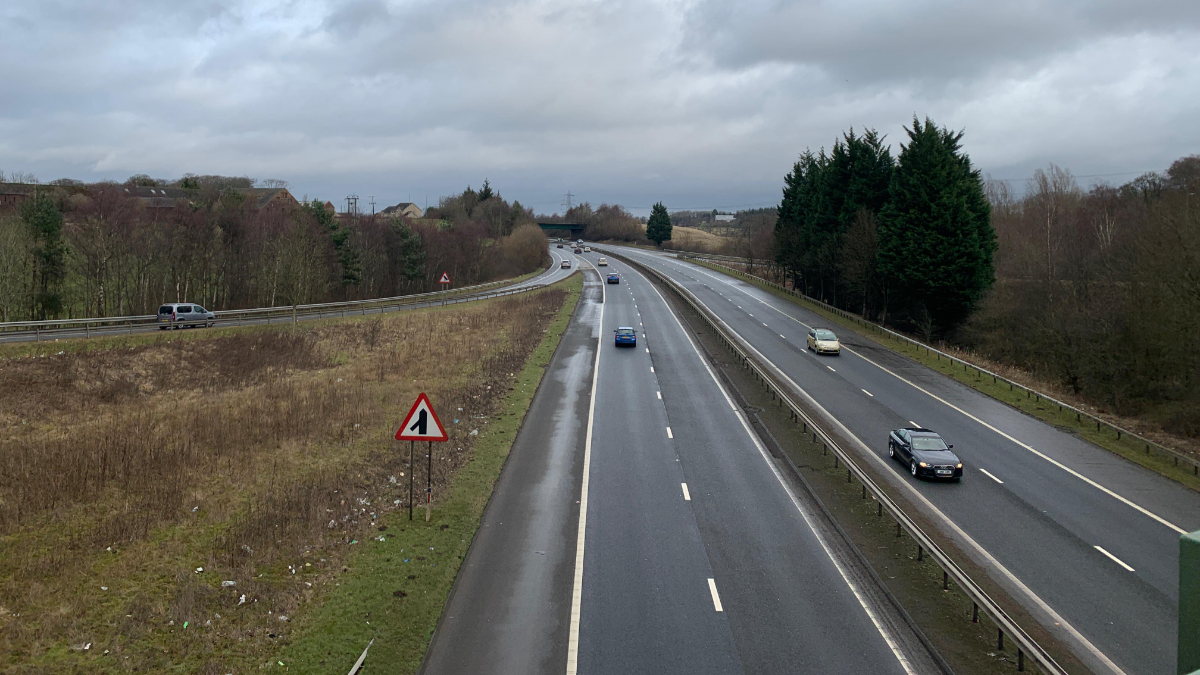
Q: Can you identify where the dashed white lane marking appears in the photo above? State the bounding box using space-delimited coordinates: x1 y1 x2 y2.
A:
762 322 769 327
635 266 918 674
674 256 1186 537
909 421 920 427
780 334 787 339
681 483 691 501
666 427 673 439
645 348 650 353
979 468 1004 484
647 272 1121 675
657 391 661 399
707 578 724 612
650 366 654 373
862 389 874 397
1094 546 1135 572
827 366 835 372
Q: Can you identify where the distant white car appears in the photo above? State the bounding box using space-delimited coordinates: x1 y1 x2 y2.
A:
584 246 592 252
561 260 571 268
597 257 607 266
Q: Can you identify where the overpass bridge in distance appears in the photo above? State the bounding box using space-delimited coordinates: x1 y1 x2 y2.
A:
537 222 586 239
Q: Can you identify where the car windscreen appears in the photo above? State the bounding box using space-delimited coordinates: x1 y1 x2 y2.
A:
911 436 948 451
815 330 837 340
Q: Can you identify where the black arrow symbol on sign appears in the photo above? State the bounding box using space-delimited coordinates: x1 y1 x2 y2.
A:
409 409 428 435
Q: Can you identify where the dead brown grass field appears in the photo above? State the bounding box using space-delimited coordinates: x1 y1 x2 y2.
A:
0 285 568 673
664 226 734 254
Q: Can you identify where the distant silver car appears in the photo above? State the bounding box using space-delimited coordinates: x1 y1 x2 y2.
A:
158 303 215 329
806 328 841 354
561 260 571 269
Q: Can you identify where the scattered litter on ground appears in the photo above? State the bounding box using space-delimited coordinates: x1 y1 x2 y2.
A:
221 580 236 587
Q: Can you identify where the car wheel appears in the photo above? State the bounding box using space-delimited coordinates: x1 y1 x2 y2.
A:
888 443 894 459
910 461 918 477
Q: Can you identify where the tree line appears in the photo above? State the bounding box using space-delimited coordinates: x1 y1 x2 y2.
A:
0 176 548 321
963 157 1200 436
774 117 994 335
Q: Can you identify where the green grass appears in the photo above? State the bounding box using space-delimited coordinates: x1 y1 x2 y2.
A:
693 260 1200 493
273 272 583 673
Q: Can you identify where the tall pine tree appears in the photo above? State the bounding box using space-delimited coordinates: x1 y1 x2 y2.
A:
877 117 994 333
20 191 66 318
646 202 672 246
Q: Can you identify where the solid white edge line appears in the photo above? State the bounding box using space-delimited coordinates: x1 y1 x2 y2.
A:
627 250 1124 675
1094 546 1135 572
842 342 1186 535
666 426 673 439
565 266 605 675
686 254 1184 536
638 273 917 675
682 482 691 501
979 468 1004 484
673 288 1126 675
707 578 724 612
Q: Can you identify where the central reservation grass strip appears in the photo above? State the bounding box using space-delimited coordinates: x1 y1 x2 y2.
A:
275 271 583 672
692 259 1200 493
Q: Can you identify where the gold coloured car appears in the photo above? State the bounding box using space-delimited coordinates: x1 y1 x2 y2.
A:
806 328 840 355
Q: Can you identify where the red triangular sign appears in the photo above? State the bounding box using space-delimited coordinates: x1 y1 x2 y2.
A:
396 393 449 442
439 272 451 284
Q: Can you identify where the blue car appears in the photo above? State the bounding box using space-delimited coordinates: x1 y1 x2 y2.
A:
614 326 637 347
607 273 620 284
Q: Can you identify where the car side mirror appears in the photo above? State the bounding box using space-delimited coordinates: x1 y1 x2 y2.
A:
948 444 954 449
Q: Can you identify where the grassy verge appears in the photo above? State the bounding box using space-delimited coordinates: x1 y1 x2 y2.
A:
0 272 581 674
693 259 1200 493
669 281 1087 675
274 271 582 672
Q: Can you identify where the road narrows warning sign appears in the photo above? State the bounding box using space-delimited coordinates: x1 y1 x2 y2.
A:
396 393 449 442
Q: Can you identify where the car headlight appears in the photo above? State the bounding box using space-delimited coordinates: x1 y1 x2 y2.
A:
956 463 963 468
919 462 927 468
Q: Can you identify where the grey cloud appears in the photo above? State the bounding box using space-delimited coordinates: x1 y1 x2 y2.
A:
1 0 1197 210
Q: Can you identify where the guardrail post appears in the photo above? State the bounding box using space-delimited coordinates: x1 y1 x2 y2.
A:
917 545 923 561
86 323 90 338
943 570 949 590
1018 649 1024 671
972 602 979 623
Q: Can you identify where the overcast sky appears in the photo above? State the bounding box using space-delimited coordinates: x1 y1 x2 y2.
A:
2 0 1198 215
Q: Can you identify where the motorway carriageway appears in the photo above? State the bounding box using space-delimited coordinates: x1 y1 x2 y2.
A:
601 246 1200 675
0 247 576 344
424 255 943 674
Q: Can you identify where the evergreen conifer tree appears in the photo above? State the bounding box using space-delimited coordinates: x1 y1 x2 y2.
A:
646 202 672 246
20 191 66 318
877 117 994 333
